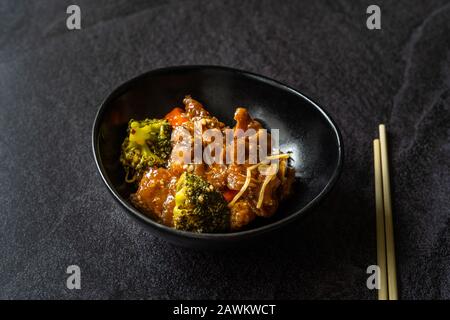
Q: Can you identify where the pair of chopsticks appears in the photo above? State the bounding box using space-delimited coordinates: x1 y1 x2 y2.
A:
373 124 398 300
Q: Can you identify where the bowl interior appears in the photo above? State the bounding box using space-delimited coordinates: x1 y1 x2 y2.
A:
94 66 342 235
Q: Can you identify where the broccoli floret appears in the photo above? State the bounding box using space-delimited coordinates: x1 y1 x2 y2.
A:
120 118 172 182
173 173 230 233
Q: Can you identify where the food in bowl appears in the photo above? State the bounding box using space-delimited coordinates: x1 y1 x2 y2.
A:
120 96 295 233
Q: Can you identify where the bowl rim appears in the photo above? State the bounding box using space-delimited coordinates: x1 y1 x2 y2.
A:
92 65 343 240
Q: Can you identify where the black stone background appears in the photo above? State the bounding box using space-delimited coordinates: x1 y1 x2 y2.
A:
0 0 449 299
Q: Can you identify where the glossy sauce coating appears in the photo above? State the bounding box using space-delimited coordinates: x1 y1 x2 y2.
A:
131 97 294 231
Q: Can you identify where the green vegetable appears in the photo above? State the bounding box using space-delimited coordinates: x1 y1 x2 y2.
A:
120 118 172 182
173 173 230 233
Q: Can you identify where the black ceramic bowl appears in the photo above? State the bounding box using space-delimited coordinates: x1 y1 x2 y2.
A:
92 65 343 249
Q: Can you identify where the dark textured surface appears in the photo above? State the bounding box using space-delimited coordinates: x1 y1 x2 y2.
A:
0 0 449 299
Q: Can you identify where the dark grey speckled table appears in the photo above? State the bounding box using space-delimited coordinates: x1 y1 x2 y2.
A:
1 0 449 299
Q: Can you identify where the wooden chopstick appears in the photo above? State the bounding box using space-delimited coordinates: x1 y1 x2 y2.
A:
373 139 388 300
378 124 398 300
